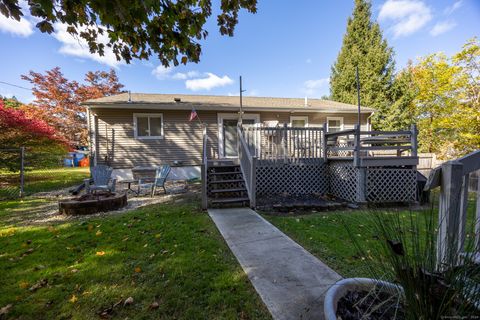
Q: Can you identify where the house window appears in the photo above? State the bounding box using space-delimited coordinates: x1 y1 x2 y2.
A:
290 116 309 127
134 113 164 139
327 117 344 132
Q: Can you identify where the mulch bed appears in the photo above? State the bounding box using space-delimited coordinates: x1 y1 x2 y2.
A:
257 193 354 215
337 289 405 320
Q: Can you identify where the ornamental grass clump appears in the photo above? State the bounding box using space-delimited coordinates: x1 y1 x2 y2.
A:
343 207 480 320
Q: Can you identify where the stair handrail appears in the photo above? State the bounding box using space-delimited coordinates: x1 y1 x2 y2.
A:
237 125 257 208
425 149 480 269
201 125 208 209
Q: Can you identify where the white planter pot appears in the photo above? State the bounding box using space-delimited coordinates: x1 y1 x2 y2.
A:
324 278 403 320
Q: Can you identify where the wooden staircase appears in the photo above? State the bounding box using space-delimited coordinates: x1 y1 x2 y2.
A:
207 160 250 208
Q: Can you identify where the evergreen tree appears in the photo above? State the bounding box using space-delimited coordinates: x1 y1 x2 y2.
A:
330 0 395 129
384 63 417 131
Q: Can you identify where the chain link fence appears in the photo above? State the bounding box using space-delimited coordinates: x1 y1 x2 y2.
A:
0 148 90 200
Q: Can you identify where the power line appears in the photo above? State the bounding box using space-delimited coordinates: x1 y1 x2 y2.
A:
0 81 32 91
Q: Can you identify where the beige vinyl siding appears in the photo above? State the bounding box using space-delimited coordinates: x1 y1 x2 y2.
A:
90 107 371 169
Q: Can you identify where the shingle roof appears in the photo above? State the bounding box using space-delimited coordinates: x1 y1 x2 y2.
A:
85 92 375 113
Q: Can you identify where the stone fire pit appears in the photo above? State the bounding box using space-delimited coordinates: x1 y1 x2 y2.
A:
59 191 127 215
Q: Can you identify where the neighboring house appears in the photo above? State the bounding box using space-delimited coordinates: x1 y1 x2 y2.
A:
84 93 374 180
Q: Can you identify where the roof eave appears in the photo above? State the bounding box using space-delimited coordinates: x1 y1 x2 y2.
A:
85 102 375 114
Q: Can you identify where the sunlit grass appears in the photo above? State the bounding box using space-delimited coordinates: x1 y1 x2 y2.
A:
0 167 89 199
0 201 271 319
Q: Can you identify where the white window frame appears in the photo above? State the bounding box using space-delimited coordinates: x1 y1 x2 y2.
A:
133 113 164 139
218 113 260 158
289 116 309 127
326 116 344 132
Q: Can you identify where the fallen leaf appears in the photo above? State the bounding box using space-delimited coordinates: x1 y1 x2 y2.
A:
96 230 102 236
124 297 134 306
69 294 78 303
29 279 48 292
143 244 148 248
0 304 12 316
149 301 159 310
88 224 94 231
19 281 29 289
134 267 141 273
96 251 106 256
71 268 79 273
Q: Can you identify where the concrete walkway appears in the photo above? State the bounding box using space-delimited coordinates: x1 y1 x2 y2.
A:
208 208 342 320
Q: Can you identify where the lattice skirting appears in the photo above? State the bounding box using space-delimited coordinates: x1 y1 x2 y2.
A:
328 161 358 202
366 167 417 203
256 163 328 196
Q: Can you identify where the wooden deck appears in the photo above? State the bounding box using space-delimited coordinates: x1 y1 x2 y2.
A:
203 123 420 208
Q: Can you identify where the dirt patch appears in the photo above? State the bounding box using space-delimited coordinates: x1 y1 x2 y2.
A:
337 289 405 320
257 193 352 215
2 182 201 227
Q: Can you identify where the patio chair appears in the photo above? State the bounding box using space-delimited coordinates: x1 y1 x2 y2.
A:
137 165 171 197
84 165 117 194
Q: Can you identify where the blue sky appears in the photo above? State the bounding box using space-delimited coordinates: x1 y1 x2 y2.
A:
0 0 479 103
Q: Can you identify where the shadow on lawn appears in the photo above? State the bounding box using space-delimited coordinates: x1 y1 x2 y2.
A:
0 203 271 319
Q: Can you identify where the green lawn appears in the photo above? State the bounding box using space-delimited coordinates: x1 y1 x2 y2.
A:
0 167 89 199
263 198 478 279
0 200 271 319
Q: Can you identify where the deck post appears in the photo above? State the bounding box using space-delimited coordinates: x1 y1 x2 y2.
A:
201 125 208 210
250 156 257 208
322 122 327 161
353 124 366 202
436 161 464 269
475 175 480 254
411 124 418 158
283 123 288 164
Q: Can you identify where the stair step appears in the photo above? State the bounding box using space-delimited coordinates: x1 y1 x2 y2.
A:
209 179 244 184
211 197 250 204
210 188 247 193
209 171 241 175
209 164 240 168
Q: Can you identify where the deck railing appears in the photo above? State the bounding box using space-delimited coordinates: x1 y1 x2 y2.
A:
425 149 480 268
242 124 324 163
238 126 257 207
240 123 418 165
325 124 418 161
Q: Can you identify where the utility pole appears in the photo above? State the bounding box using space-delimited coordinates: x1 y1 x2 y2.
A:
239 76 246 126
356 66 361 127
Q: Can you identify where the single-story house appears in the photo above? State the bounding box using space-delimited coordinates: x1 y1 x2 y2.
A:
84 93 374 180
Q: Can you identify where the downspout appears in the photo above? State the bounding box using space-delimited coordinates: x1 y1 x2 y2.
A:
367 112 374 131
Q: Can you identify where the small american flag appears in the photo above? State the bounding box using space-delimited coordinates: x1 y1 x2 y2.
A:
189 108 198 121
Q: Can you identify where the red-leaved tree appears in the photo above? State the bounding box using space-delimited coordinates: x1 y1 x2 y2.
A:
0 100 67 170
22 67 124 147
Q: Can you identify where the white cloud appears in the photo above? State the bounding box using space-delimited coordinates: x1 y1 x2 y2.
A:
185 73 234 91
430 20 457 36
172 71 200 80
302 78 329 96
379 0 432 37
0 14 34 37
52 23 124 68
152 65 173 79
444 0 463 15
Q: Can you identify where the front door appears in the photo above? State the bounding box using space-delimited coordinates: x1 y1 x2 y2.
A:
220 116 257 158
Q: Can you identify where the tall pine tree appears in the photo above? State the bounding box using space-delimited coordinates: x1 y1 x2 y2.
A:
330 0 395 129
